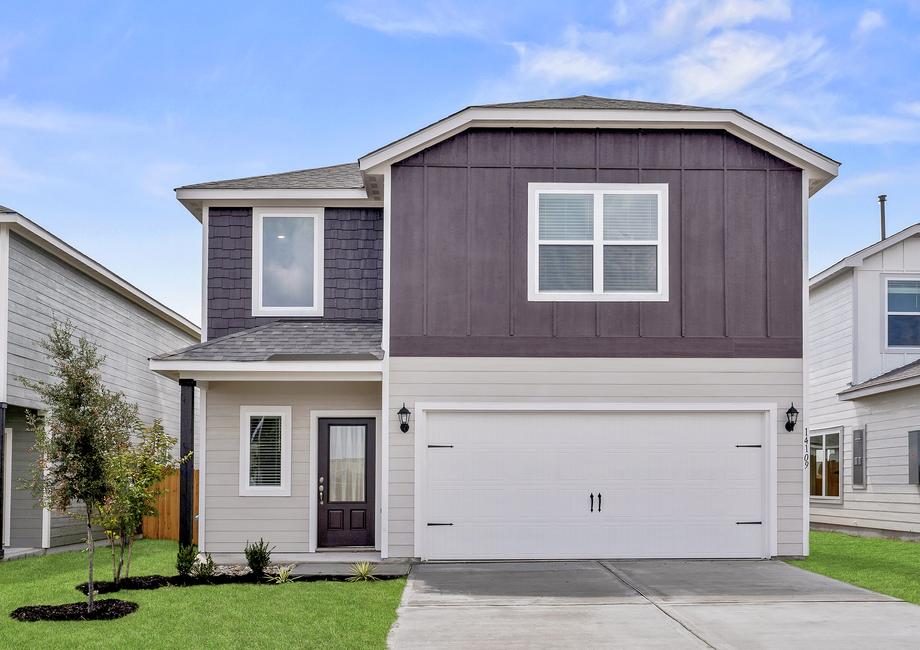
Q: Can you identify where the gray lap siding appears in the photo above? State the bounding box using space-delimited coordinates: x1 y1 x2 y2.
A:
389 128 803 358
207 207 383 339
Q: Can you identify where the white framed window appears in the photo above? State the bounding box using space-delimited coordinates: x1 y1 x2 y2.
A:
527 183 669 302
809 429 841 499
885 277 920 349
239 406 292 497
252 208 324 317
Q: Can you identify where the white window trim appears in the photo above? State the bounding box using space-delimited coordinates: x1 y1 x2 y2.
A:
252 207 324 317
527 183 669 302
809 427 843 501
883 275 920 352
239 405 292 497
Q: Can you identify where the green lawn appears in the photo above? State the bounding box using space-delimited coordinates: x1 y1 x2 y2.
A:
788 531 920 604
1 540 405 649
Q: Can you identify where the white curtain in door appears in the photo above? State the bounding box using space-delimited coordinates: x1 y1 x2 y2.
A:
329 425 366 502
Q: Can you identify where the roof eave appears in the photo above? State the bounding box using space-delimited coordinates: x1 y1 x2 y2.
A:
1 212 199 338
838 375 920 400
358 106 839 195
149 358 384 382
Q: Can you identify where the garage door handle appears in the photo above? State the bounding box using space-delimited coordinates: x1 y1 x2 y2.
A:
589 493 594 512
597 493 602 512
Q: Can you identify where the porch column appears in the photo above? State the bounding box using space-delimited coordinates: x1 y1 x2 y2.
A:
0 401 6 559
178 380 195 548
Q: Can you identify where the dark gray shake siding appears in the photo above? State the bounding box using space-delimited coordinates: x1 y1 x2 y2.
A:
207 207 383 339
390 128 803 357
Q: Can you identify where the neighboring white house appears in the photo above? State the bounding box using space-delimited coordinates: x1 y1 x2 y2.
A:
809 223 920 537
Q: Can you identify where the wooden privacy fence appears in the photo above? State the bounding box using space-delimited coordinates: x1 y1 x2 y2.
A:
142 470 199 543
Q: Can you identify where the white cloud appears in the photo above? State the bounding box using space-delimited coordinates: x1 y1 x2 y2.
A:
0 99 138 133
511 42 619 85
653 0 790 35
896 101 920 118
334 0 488 37
780 112 920 144
854 9 885 37
668 30 824 103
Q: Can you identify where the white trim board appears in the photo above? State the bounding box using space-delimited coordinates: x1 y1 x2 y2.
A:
308 410 382 554
198 382 208 552
359 107 839 194
148 359 384 382
177 188 369 201
200 205 209 342
2 428 10 547
0 224 9 404
413 401 778 561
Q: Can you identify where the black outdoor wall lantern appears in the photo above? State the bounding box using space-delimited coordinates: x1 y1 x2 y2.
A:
398 403 411 433
785 403 799 432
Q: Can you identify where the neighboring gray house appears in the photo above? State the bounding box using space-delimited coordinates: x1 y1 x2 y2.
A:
809 223 920 538
152 96 839 563
1 206 199 555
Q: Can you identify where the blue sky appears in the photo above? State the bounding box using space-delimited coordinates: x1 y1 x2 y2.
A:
2 1 920 325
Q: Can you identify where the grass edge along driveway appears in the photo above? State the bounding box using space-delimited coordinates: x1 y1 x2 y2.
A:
0 539 405 650
788 530 920 605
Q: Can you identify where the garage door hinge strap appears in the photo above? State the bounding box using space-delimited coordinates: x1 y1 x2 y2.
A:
735 444 762 448
736 521 762 525
427 444 454 448
427 522 454 526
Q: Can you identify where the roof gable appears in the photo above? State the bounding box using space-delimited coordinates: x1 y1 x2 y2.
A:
810 223 920 290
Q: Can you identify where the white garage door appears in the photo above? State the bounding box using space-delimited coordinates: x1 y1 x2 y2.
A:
420 409 769 560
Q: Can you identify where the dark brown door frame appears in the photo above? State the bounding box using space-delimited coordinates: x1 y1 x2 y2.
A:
317 417 376 548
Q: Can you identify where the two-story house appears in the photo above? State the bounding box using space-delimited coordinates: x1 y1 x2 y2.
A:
1 206 199 558
151 96 839 561
809 223 920 538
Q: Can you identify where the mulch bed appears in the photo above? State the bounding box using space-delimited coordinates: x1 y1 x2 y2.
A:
76 571 401 594
11 599 138 622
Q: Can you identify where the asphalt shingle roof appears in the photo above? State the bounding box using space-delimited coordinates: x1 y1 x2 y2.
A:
154 320 382 362
476 96 714 111
839 358 920 396
177 162 363 191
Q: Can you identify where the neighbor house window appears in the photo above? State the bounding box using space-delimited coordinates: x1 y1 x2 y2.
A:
887 278 920 348
528 183 669 302
239 406 292 496
810 430 841 498
252 208 324 317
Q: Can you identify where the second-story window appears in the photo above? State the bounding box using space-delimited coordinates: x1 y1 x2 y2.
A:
527 183 669 302
886 278 920 348
252 208 324 317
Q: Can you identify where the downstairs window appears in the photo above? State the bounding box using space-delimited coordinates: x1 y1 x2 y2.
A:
810 431 841 498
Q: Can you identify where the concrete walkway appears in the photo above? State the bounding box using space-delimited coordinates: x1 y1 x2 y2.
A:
388 560 920 649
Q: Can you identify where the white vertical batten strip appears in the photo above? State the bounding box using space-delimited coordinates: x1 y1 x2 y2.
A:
200 205 209 342
0 223 9 402
380 166 391 558
198 382 207 552
801 169 811 556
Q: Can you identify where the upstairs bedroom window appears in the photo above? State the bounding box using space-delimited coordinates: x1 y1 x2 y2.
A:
252 208 324 317
527 183 669 302
887 278 920 348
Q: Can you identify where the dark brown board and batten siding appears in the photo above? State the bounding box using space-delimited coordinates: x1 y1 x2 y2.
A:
206 207 383 339
389 128 802 357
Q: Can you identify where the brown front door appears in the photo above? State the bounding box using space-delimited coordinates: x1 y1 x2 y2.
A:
318 418 375 547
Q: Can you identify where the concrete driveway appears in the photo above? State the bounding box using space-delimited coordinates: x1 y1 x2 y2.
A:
388 560 920 649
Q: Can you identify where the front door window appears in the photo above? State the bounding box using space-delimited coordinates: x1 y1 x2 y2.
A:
329 425 366 502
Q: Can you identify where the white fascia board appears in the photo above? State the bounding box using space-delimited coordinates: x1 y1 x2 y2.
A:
0 213 199 339
358 107 839 194
810 223 920 290
176 188 369 201
838 377 920 401
148 358 384 382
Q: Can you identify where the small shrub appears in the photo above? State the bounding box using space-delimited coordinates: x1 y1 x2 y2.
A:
191 553 216 580
176 544 198 576
266 565 297 584
346 561 379 582
244 538 274 576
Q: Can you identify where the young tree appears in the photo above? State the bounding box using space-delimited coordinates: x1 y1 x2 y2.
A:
98 420 187 584
23 322 138 612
